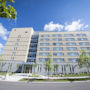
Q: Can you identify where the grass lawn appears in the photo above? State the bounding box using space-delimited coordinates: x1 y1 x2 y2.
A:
20 78 90 82
0 72 6 76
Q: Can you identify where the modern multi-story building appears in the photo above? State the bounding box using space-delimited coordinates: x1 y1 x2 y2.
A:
1 27 90 75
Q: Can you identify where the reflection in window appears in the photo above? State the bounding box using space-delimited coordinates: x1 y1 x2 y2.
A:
66 42 76 46
67 52 79 56
65 38 75 41
53 58 64 62
41 34 50 37
68 58 78 62
80 47 90 50
53 52 64 56
39 52 50 56
52 38 62 41
79 42 89 45
53 43 63 46
40 43 49 46
53 47 63 51
40 47 49 51
67 47 77 51
78 38 88 41
40 39 49 41
52 34 62 37
76 34 86 37
64 34 74 37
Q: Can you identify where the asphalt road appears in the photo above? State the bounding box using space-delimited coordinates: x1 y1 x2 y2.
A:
0 81 90 90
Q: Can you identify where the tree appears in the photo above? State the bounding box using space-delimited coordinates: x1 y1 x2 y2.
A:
78 50 90 73
0 0 17 19
53 64 59 75
44 55 53 75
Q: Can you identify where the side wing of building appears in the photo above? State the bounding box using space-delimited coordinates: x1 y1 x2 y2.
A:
2 28 34 62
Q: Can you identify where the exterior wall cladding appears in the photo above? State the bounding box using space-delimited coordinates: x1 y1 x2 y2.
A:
1 27 90 75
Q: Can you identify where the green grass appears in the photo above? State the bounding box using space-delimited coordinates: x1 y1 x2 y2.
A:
50 73 90 77
64 73 90 77
20 78 90 82
0 72 6 76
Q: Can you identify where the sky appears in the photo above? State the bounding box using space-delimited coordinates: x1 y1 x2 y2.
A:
0 0 90 54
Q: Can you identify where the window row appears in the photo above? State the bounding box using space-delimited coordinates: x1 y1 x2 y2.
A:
39 47 90 51
40 34 86 37
40 42 90 46
39 58 78 63
39 52 90 56
40 38 88 41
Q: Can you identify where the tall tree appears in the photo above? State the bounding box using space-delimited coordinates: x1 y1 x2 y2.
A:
78 50 90 72
53 64 59 75
44 55 53 75
0 0 17 19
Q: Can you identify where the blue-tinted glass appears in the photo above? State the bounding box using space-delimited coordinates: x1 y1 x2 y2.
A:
77 34 86 37
53 38 62 41
79 42 89 45
66 42 76 45
53 47 63 51
52 34 62 37
53 58 64 62
65 38 75 41
39 58 49 62
67 52 79 56
53 53 64 56
78 38 88 41
40 43 49 46
67 47 77 51
41 34 50 37
53 43 63 46
80 47 90 50
64 34 74 37
40 47 49 51
68 58 78 62
40 39 49 41
39 53 50 56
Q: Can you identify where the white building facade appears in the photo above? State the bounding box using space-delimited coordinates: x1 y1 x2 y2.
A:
1 28 90 75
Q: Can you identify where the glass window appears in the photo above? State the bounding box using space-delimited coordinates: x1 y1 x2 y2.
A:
53 58 64 63
76 34 86 37
52 34 62 37
52 38 62 41
53 43 63 46
41 34 50 37
68 58 78 62
66 42 76 46
78 38 88 41
79 42 89 45
80 47 90 50
65 38 75 41
67 47 77 51
39 52 50 56
87 52 90 56
40 38 49 41
39 58 49 62
40 47 49 51
64 34 74 37
53 52 64 56
40 43 49 46
53 47 63 51
67 52 79 56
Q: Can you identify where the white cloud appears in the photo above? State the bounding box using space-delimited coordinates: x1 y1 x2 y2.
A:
65 20 88 31
0 43 3 54
44 20 88 31
44 21 64 31
0 23 9 40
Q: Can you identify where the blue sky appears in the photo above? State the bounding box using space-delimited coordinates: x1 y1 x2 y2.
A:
0 0 90 54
